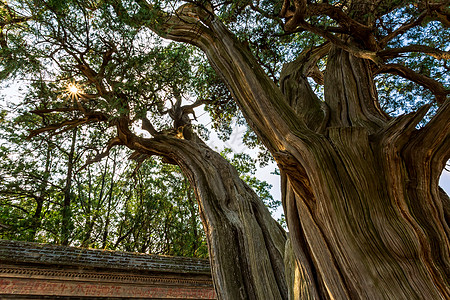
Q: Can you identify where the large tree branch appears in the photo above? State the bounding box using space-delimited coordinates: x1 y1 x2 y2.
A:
115 2 318 153
281 1 376 49
141 116 160 136
373 63 449 104
30 107 80 115
377 103 432 148
27 112 108 139
378 45 450 60
307 3 375 46
77 137 124 173
421 0 450 27
296 21 380 63
413 99 450 167
280 43 330 132
111 0 213 47
281 0 307 31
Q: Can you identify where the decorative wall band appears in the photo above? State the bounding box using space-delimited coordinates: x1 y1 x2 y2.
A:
0 277 216 299
0 266 213 287
0 240 211 275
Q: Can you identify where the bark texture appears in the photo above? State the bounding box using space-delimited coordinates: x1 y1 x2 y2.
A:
170 140 288 300
134 4 450 299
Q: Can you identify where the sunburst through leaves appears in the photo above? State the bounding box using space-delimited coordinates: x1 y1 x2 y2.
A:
66 82 82 99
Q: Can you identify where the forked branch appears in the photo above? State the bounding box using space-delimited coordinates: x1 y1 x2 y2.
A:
76 137 124 173
416 99 450 160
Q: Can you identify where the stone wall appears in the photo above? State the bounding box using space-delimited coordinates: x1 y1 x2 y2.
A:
0 240 216 299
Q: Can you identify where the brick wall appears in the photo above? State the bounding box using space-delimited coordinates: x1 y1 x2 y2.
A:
0 240 216 299
0 240 210 274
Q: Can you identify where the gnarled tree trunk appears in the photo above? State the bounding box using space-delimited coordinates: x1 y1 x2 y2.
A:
131 5 450 299
278 47 449 299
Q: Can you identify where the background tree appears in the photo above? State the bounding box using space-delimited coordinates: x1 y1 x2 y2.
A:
0 107 212 256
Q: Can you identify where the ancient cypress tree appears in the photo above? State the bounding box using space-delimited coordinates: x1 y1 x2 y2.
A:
111 0 449 298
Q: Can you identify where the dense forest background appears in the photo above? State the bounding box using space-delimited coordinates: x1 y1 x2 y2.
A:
0 98 281 257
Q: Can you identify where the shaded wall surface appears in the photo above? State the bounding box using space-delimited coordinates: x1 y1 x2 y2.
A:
0 240 216 299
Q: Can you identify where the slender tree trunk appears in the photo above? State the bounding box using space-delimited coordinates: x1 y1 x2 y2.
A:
102 154 116 249
81 166 93 247
30 137 53 239
61 128 77 246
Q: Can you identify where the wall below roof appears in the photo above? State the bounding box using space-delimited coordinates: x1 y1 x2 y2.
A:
0 240 216 299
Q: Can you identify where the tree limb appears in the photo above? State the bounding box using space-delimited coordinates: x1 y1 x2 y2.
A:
378 10 428 48
415 99 450 160
30 107 80 115
377 104 432 147
373 63 449 104
378 45 450 60
298 21 381 63
27 113 108 139
280 1 376 49
111 0 211 47
76 137 124 173
281 0 307 32
111 1 317 153
141 116 160 136
280 43 330 131
307 3 374 41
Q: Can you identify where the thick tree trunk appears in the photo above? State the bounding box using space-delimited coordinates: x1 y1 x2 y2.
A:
277 48 450 299
282 130 449 299
197 18 449 298
174 142 288 300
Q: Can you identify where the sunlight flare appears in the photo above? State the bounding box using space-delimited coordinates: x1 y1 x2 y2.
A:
66 83 82 98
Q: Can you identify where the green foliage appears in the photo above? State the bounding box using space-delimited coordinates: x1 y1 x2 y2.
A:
373 5 449 118
0 0 281 257
0 101 208 256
